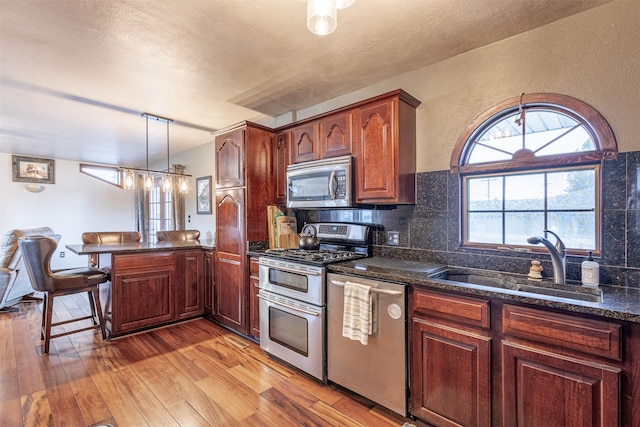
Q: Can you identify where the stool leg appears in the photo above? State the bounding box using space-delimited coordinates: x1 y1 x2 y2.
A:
89 289 107 341
43 293 54 355
40 293 47 341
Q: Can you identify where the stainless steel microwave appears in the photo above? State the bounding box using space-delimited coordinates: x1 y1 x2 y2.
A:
286 155 354 208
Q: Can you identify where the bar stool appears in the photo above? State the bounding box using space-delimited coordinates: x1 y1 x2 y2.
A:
18 235 109 354
156 230 201 241
81 231 141 267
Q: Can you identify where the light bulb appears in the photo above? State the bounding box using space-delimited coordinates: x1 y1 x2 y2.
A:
307 0 337 35
178 176 188 193
124 169 135 189
162 174 172 192
334 0 354 9
145 172 154 190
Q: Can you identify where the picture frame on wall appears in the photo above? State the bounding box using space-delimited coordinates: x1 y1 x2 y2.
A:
12 155 55 184
196 176 212 215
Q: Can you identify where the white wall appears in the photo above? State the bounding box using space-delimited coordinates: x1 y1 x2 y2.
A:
170 141 216 241
0 153 134 269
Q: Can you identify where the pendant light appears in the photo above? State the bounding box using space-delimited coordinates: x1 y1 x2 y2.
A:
307 0 337 36
144 114 154 190
161 117 172 193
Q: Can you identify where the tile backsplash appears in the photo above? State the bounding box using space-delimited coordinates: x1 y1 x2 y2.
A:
296 151 640 288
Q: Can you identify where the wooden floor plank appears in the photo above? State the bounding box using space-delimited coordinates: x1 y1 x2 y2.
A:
0 316 22 427
21 389 54 427
12 318 45 395
166 400 211 427
260 386 329 427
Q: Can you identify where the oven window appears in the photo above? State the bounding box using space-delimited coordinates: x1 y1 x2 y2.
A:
269 306 308 356
268 269 309 293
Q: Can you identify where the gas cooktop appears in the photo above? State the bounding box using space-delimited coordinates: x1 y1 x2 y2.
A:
263 248 367 265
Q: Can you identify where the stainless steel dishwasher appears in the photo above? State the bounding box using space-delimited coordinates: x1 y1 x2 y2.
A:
327 271 408 416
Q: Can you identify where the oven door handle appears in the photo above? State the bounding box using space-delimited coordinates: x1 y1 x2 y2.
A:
258 262 322 276
258 294 321 316
329 279 402 296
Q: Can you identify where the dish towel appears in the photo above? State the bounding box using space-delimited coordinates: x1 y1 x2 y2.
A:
342 281 373 345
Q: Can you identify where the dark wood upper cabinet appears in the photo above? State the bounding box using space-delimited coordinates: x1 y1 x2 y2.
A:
319 111 353 159
215 128 245 188
354 91 420 204
274 131 290 206
291 122 319 164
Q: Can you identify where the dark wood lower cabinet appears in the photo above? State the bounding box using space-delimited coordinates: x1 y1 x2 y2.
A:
248 257 260 339
410 288 635 427
411 318 491 427
502 341 620 427
214 252 247 334
106 250 206 337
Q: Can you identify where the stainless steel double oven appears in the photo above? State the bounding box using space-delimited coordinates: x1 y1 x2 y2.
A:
257 222 370 382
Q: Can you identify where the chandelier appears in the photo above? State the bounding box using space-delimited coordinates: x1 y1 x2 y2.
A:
307 0 354 36
122 113 190 193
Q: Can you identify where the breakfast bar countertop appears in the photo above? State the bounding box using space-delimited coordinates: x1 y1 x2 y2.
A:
66 239 216 255
328 257 640 324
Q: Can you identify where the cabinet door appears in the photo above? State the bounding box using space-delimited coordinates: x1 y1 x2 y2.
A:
214 252 246 333
291 123 319 163
204 250 215 316
274 131 290 205
111 252 176 336
176 250 204 320
502 342 620 427
215 189 245 256
355 98 397 203
411 318 492 427
319 111 353 158
215 128 245 188
248 257 260 338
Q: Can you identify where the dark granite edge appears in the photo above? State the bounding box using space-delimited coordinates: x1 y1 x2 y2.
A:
328 259 640 324
66 239 215 255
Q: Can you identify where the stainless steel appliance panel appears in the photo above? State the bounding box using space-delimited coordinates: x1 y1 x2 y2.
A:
258 291 325 382
327 272 407 415
286 155 353 208
258 258 324 306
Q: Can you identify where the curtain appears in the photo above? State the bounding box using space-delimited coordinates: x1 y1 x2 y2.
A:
134 174 150 242
172 164 186 230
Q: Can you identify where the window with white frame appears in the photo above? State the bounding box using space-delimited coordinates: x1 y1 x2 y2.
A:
451 93 617 256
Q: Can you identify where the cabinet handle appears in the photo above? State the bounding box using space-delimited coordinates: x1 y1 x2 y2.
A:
258 262 322 276
329 279 402 295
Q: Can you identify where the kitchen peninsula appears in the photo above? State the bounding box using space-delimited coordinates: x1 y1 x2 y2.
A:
66 240 215 337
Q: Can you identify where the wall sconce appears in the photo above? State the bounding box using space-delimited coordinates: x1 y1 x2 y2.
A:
25 184 46 193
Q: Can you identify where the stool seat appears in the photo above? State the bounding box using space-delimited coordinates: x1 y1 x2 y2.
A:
18 235 109 354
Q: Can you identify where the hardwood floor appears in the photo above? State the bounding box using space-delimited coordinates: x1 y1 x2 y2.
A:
0 293 416 427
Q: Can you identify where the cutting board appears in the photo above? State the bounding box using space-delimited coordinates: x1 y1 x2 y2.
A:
276 216 299 249
267 205 284 249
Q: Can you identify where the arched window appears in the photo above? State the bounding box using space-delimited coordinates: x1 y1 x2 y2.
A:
450 93 617 255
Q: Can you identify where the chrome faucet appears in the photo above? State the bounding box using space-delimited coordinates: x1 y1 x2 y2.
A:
527 230 566 285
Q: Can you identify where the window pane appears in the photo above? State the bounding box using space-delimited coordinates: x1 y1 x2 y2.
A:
547 170 595 210
468 177 503 211
548 212 596 249
467 212 502 243
504 174 545 210
505 212 544 245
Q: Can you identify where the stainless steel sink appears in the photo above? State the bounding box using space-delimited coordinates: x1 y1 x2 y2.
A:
443 271 602 303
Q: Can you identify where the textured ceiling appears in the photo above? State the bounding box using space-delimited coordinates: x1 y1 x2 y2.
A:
0 0 610 167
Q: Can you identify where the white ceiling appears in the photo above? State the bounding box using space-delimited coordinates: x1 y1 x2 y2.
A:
0 0 610 168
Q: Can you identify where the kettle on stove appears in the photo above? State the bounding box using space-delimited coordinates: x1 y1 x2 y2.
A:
299 224 320 250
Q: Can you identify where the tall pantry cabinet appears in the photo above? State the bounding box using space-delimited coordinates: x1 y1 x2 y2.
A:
213 122 273 334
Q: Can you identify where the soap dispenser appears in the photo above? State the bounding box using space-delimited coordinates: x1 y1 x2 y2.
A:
581 251 599 287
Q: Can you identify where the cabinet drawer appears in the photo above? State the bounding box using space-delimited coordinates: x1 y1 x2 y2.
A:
413 289 490 329
503 304 621 360
249 257 259 277
113 252 176 271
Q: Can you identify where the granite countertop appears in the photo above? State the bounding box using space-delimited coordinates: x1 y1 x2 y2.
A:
328 256 640 324
66 239 216 255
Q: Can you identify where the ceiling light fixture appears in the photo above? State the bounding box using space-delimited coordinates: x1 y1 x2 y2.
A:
307 0 354 36
120 113 191 192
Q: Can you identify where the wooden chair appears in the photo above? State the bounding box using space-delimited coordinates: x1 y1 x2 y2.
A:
156 230 201 241
18 235 109 354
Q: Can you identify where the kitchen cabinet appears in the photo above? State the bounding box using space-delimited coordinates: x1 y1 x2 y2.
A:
501 304 621 427
203 250 215 317
248 257 260 339
175 250 205 320
411 289 492 427
355 90 421 204
214 122 273 335
273 131 290 206
291 122 319 163
410 288 632 427
319 110 353 159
